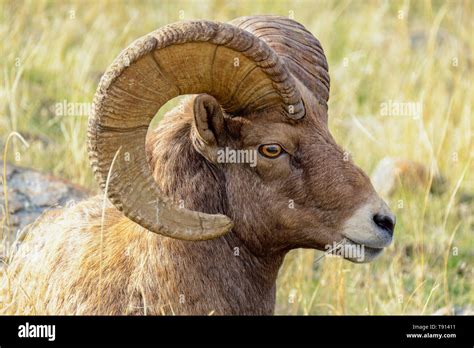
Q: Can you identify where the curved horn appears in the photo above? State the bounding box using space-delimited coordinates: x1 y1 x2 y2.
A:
88 20 304 241
231 16 330 108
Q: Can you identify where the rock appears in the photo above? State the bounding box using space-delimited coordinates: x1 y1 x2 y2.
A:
0 161 89 238
370 157 447 198
433 305 474 316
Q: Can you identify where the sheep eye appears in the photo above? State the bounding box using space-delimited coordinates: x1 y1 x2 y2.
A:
259 144 283 158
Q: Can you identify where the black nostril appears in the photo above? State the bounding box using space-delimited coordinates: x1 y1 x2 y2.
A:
373 214 395 235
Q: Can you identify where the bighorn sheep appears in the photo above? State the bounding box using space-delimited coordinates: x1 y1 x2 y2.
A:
1 16 395 315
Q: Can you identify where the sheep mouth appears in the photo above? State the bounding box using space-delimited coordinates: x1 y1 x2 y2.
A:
330 238 385 263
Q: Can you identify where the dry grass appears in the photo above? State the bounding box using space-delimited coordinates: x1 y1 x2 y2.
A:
0 0 472 314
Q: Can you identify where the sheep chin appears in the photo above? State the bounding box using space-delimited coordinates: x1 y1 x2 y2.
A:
339 238 385 264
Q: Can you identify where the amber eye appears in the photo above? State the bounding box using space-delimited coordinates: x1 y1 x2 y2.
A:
258 144 283 158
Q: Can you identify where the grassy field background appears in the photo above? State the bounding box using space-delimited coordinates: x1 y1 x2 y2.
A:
1 0 472 314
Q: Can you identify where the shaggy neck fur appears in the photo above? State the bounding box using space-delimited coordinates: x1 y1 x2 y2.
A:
4 107 285 315
144 111 285 315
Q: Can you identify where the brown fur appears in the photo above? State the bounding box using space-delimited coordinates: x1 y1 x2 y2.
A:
2 92 377 315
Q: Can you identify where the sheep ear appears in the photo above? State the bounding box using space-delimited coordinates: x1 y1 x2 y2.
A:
193 94 226 146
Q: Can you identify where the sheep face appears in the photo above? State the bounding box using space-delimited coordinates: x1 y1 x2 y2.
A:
89 19 395 260
192 94 395 262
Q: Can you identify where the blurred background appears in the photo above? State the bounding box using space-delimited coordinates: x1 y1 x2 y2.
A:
0 0 472 314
